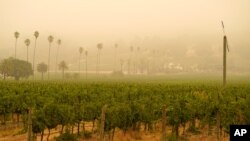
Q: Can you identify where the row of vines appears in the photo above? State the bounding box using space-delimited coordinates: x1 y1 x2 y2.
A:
0 81 250 140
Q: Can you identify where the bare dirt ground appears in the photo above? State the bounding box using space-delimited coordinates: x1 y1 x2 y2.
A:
0 123 229 141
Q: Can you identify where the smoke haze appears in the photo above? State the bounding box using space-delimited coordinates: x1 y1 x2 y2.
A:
0 0 250 73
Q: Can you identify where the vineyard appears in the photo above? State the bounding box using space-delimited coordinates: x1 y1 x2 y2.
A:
0 79 250 141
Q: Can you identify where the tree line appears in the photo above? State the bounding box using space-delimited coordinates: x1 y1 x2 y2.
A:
1 31 179 80
0 31 72 80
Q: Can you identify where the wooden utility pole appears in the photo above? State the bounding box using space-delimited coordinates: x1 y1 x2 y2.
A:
162 105 167 141
221 21 229 87
223 36 227 86
99 105 107 141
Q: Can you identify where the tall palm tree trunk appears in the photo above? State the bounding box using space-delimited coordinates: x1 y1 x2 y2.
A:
114 48 117 72
33 38 37 80
98 51 99 74
48 43 51 80
96 50 99 74
79 53 81 75
27 46 29 62
14 39 17 81
127 60 130 75
62 69 65 79
15 38 17 59
85 56 87 79
56 44 59 73
98 51 100 74
121 63 123 72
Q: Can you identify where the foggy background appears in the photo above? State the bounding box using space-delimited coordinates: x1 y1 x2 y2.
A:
0 0 250 74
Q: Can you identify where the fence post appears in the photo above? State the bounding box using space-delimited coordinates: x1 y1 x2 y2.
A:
27 108 33 141
162 105 167 141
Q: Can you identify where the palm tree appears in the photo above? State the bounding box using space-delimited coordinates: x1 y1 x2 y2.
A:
24 39 31 62
58 61 68 79
114 44 118 72
55 39 61 73
85 50 88 79
14 32 20 59
33 31 39 79
47 35 54 80
37 62 47 80
79 47 83 75
96 43 103 74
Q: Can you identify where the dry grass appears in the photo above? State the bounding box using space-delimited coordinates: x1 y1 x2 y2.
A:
0 128 26 141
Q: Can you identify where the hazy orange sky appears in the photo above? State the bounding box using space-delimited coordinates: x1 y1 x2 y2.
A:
0 0 250 71
1 0 249 41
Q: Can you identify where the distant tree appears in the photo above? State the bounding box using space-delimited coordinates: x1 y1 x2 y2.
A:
37 62 48 80
0 59 11 79
24 39 31 62
14 31 20 59
0 57 33 80
56 39 61 73
58 61 68 79
79 47 83 75
96 43 103 74
47 35 54 80
33 31 39 79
